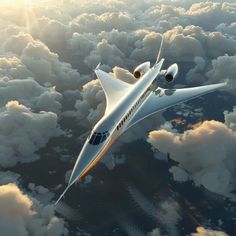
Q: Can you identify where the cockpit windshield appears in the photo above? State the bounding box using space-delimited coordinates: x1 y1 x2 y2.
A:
88 131 109 145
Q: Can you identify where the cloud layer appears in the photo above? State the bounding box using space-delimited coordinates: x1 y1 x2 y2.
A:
0 101 63 167
148 108 236 199
191 227 229 236
0 183 68 236
0 0 236 235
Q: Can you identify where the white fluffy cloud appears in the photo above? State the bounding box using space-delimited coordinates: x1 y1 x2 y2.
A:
186 56 206 83
63 79 105 125
163 25 236 62
206 55 236 92
191 227 229 236
70 12 135 34
0 56 32 80
112 66 137 84
33 17 68 46
147 107 236 199
1 32 84 92
216 22 236 36
0 0 236 234
84 39 126 69
0 76 62 113
145 2 236 32
186 2 236 30
224 106 236 131
0 183 68 236
3 32 34 55
20 41 82 91
68 32 96 58
2 0 235 93
0 101 63 167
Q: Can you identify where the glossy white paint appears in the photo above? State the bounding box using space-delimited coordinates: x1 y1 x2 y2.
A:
165 63 178 81
133 61 151 78
55 57 227 204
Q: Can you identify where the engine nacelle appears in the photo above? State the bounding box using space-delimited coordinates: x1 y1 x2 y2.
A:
133 61 150 79
165 63 178 82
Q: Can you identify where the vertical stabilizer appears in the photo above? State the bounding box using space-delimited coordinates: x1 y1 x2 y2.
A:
156 35 165 64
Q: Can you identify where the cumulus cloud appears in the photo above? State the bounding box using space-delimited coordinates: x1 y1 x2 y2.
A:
98 29 134 57
0 183 68 236
70 12 135 34
28 183 55 205
206 54 236 92
186 56 206 83
84 39 126 69
216 22 236 37
191 227 229 236
63 79 105 125
3 32 34 55
68 32 96 58
20 41 82 91
26 2 236 75
0 171 21 185
0 101 63 167
1 33 85 92
130 31 163 62
186 2 236 30
0 76 62 113
163 25 236 62
33 17 68 46
164 26 204 62
0 0 236 234
147 107 236 199
112 66 137 84
0 56 32 80
76 20 236 72
145 2 236 32
224 106 236 131
2 0 235 93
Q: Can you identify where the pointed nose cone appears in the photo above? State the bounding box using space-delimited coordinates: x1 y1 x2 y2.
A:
55 141 103 205
68 142 98 186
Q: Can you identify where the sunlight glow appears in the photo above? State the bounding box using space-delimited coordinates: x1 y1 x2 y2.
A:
0 0 32 6
0 0 40 33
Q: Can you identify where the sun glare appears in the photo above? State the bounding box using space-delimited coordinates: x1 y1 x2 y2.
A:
0 0 39 33
0 0 32 6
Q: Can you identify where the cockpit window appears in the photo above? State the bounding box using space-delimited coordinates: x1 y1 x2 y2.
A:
88 131 109 145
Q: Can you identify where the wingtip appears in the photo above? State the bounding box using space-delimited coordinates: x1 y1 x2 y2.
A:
223 78 234 90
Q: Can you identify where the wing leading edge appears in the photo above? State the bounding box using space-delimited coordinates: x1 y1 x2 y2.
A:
95 68 131 114
126 82 227 130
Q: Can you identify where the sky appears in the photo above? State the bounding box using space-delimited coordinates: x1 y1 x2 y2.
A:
0 0 235 235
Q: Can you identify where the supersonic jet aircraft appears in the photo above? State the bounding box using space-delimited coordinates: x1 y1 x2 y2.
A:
55 39 227 204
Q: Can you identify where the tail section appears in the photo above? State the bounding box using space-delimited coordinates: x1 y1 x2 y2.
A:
156 35 165 64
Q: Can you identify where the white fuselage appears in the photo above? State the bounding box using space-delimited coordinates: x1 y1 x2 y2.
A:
68 59 164 186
